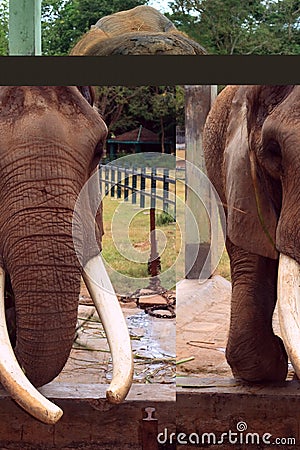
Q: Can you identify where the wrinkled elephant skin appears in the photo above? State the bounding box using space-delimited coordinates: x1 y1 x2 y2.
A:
0 86 133 423
203 85 300 382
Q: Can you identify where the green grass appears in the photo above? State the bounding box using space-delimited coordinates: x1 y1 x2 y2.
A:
215 250 231 281
100 173 231 294
101 195 178 293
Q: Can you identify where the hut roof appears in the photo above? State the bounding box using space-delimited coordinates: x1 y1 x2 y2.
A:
113 126 159 143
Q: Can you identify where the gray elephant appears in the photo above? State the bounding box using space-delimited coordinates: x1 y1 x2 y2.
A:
203 85 300 382
0 86 133 423
70 5 205 55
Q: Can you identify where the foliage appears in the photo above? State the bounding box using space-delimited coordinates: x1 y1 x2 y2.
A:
167 0 300 54
0 0 8 55
156 211 175 226
0 0 299 55
95 86 184 147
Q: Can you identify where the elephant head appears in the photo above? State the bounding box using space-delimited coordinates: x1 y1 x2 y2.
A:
70 5 205 55
203 85 300 382
0 86 133 423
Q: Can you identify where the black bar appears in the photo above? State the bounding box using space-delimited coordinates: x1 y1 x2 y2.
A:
140 168 146 209
1 56 300 85
151 168 156 209
124 168 129 201
132 168 137 204
111 167 115 198
117 169 122 199
163 168 169 213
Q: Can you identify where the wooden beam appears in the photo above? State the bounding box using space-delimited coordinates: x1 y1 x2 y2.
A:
0 383 175 449
9 0 41 55
184 86 217 279
177 377 299 449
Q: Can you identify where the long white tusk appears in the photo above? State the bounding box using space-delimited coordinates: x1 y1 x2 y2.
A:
278 253 300 377
83 253 133 403
0 267 63 424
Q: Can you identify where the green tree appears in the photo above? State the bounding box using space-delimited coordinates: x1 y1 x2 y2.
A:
95 86 184 153
168 0 300 54
265 0 300 53
0 0 8 56
42 0 148 55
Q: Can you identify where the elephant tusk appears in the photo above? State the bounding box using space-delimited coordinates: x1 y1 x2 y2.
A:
0 267 63 424
278 254 300 378
83 253 133 403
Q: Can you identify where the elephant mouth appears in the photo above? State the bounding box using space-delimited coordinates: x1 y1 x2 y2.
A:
278 254 300 377
0 253 133 424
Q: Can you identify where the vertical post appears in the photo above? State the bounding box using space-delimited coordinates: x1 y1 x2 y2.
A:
124 168 129 201
132 168 137 204
111 167 115 198
105 165 109 195
185 85 217 279
117 169 122 199
163 168 169 213
148 168 160 278
9 0 41 55
140 168 146 208
148 208 160 277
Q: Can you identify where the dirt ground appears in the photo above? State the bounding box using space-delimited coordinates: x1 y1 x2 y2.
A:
176 275 294 381
55 282 176 385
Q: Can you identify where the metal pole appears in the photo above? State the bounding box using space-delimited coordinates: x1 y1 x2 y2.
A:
9 0 41 55
149 208 160 278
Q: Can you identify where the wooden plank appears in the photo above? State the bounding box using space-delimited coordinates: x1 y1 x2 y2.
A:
177 377 300 449
0 383 175 449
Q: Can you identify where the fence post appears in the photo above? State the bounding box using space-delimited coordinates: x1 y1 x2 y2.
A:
124 168 129 201
185 85 217 280
105 165 109 195
163 169 169 214
132 167 137 204
9 0 41 55
117 169 122 199
140 168 146 208
111 166 115 197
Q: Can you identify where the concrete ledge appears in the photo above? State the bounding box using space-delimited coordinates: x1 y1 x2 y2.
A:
177 377 300 449
0 383 175 449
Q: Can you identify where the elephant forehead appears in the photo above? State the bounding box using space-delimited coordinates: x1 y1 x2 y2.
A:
0 86 107 137
266 88 300 126
94 6 176 35
0 111 102 155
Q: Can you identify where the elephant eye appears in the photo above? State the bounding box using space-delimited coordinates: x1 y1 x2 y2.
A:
262 139 283 179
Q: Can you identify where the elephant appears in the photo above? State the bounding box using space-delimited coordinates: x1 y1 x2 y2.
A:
70 5 205 55
0 86 133 423
203 85 300 383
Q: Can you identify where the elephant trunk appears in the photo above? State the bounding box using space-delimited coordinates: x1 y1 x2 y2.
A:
5 232 81 387
0 209 133 422
278 254 300 377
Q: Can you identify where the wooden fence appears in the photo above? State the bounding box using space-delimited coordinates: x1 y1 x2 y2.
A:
99 164 176 218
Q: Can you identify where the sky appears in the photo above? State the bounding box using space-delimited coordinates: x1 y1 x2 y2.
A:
147 0 172 13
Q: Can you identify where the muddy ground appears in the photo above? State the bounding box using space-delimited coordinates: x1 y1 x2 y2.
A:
55 282 176 385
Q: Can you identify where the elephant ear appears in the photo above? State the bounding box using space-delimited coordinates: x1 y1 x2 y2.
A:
224 86 283 259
